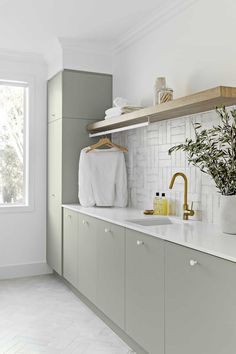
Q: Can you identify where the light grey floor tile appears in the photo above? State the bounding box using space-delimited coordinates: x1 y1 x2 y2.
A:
0 275 132 354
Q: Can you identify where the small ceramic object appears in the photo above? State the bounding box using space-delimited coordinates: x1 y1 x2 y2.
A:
144 209 154 215
220 195 236 234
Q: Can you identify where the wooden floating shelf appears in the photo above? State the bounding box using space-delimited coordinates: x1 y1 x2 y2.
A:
87 86 236 134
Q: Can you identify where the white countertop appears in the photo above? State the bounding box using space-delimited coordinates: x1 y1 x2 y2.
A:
63 204 236 263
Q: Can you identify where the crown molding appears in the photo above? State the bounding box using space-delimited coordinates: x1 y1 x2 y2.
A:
113 0 200 53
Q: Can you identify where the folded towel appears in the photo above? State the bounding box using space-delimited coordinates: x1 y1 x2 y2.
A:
105 106 143 119
105 107 122 117
105 114 121 120
123 106 143 112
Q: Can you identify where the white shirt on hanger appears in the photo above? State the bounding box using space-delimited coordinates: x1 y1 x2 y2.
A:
78 147 128 207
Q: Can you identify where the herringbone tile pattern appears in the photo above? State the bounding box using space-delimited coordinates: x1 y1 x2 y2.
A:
0 275 133 354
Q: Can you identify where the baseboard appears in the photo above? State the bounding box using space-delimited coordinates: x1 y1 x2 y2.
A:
0 261 53 280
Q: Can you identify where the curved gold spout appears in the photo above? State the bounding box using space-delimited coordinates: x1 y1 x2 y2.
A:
169 172 194 220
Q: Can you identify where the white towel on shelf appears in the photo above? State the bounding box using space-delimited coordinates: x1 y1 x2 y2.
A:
105 106 143 120
78 147 128 207
105 107 123 118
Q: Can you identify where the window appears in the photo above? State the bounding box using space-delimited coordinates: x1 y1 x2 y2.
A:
0 81 28 207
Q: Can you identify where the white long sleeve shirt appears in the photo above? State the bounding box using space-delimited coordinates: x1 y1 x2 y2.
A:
78 147 128 207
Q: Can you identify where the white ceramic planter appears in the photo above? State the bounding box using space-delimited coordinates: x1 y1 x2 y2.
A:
220 195 236 234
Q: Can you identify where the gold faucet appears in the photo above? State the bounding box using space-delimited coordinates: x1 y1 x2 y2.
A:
169 172 194 220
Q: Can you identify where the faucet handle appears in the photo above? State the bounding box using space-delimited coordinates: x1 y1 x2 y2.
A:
183 201 195 219
189 201 195 216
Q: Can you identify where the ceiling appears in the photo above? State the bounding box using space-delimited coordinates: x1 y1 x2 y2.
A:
0 0 162 56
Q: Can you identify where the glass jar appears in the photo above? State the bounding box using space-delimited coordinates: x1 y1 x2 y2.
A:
158 88 173 104
154 77 166 105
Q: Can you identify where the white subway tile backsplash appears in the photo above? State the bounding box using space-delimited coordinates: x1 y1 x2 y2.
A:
112 110 225 224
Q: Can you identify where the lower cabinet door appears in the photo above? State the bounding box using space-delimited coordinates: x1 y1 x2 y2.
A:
47 196 62 275
165 241 236 354
126 229 164 354
97 220 125 329
63 209 78 287
78 214 97 304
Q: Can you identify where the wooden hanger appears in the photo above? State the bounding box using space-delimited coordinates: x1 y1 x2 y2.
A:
86 137 128 153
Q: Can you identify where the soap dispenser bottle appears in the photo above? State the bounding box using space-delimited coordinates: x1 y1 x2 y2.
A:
160 193 168 216
153 192 160 215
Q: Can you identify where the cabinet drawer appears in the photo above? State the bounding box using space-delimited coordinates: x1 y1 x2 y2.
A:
97 220 125 329
47 198 62 275
63 209 78 287
78 214 97 304
126 229 164 354
165 241 236 354
48 119 62 202
48 72 62 122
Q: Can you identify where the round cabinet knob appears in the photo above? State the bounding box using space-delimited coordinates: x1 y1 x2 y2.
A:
189 259 198 267
67 215 72 219
51 194 55 197
82 220 88 225
137 240 144 246
104 228 111 233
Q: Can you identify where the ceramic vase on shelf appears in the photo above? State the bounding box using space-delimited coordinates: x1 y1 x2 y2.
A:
220 195 236 234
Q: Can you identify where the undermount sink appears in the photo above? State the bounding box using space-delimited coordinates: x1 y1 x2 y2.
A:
127 217 173 226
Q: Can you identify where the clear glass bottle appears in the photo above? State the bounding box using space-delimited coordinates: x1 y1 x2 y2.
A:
153 192 160 215
159 193 168 215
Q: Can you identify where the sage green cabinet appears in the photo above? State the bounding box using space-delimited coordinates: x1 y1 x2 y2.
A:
97 220 125 329
61 118 96 204
47 197 62 275
48 70 112 122
60 208 236 354
62 70 112 120
78 214 97 304
47 120 62 274
125 229 165 354
165 242 236 354
48 120 62 202
48 124 96 276
47 69 112 275
63 209 78 287
48 72 62 122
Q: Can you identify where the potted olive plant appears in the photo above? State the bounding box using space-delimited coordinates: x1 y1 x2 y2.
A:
169 107 236 234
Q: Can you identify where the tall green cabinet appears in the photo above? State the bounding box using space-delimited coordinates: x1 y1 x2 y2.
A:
47 69 112 275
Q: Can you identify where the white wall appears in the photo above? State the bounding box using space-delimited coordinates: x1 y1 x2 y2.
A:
62 40 113 75
46 40 63 80
112 0 236 223
113 0 236 105
0 51 51 279
47 39 113 79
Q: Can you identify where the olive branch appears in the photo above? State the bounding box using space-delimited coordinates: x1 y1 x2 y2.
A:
168 107 236 195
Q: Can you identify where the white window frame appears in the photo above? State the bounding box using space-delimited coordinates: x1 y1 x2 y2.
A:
0 74 35 213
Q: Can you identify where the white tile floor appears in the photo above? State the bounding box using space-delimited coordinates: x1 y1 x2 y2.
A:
0 275 134 354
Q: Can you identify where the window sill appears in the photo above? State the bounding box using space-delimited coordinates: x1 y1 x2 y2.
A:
0 204 34 213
